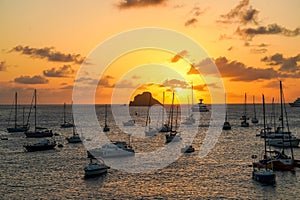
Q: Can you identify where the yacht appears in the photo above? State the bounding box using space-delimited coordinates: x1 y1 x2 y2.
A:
191 99 209 112
84 158 110 178
24 138 56 152
87 141 135 158
289 98 300 107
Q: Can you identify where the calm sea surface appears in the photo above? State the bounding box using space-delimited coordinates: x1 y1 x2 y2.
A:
0 104 300 199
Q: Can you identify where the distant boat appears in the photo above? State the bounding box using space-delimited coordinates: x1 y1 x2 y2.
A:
191 99 209 112
240 93 249 127
222 93 231 130
24 89 53 138
251 96 259 124
84 158 110 178
103 104 110 132
24 138 56 152
251 94 276 185
181 145 195 153
60 103 74 128
145 94 157 137
159 92 172 133
87 139 135 158
123 119 135 126
165 92 182 144
7 92 30 133
66 117 82 144
289 98 300 107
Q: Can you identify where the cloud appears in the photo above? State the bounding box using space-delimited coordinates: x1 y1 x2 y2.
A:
261 53 300 73
60 85 74 90
0 61 7 71
217 0 259 25
214 56 279 81
162 79 189 89
187 64 200 75
98 75 115 88
185 5 208 27
10 45 85 64
171 50 188 62
236 24 300 40
14 75 49 84
185 18 198 27
250 48 267 54
117 0 167 9
43 65 75 77
114 80 138 88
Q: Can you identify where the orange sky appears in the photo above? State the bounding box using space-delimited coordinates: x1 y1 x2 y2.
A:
0 0 299 104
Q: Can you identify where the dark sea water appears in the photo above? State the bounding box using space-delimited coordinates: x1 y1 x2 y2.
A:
0 104 300 199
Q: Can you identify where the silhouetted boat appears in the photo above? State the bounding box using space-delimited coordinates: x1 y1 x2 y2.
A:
24 138 56 152
289 98 300 107
103 104 110 132
223 93 231 130
240 93 249 127
84 158 109 178
252 95 276 185
181 145 195 153
24 89 53 138
7 92 29 133
60 103 74 128
251 96 259 124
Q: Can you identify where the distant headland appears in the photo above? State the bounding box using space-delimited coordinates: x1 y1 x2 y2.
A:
129 92 162 106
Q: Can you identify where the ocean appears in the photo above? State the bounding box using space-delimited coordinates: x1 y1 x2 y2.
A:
0 104 300 199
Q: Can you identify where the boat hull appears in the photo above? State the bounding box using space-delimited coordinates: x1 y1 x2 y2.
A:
267 139 299 148
7 126 29 133
25 130 53 138
24 144 56 152
252 170 276 185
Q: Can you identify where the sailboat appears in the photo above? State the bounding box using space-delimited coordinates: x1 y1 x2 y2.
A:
159 92 172 132
60 103 74 128
165 92 181 143
66 112 82 143
254 81 295 171
252 94 276 185
240 93 249 127
145 94 157 137
223 93 231 130
7 92 29 133
251 96 259 124
24 89 53 138
103 104 110 132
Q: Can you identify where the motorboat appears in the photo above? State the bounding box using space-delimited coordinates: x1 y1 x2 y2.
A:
24 138 56 152
191 99 209 112
181 145 195 153
87 141 135 158
84 158 110 178
123 120 135 126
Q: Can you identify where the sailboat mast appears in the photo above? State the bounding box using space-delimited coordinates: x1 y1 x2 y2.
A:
244 93 247 116
34 89 37 133
224 93 227 122
105 104 108 126
170 92 175 131
23 107 25 126
272 98 276 131
14 92 17 128
262 94 267 159
253 96 256 118
162 92 165 127
63 103 66 123
280 81 284 130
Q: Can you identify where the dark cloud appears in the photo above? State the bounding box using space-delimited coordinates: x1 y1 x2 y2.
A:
236 24 300 40
117 0 167 9
187 64 200 75
193 84 207 91
214 56 279 81
171 50 188 62
250 48 267 54
261 53 300 72
14 75 49 84
217 0 259 25
43 65 75 77
0 61 7 71
185 18 198 27
98 75 115 88
60 85 73 90
10 45 85 64
185 5 208 27
227 46 233 51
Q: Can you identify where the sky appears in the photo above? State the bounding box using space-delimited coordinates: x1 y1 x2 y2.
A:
0 0 299 104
